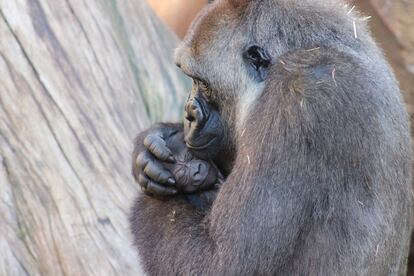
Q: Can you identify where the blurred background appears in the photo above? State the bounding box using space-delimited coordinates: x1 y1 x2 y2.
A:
0 0 413 275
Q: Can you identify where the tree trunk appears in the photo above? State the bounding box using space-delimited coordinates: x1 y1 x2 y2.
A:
0 0 189 275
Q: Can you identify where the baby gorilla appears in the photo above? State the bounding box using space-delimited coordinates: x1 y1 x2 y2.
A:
158 131 223 193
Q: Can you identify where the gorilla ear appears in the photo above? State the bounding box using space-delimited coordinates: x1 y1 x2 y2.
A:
243 45 271 82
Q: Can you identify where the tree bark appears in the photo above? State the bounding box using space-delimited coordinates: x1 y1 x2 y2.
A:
0 0 189 275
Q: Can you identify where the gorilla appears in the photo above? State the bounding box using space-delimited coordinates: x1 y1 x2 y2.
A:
130 0 412 275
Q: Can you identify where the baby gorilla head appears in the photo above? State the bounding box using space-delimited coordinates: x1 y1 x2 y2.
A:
163 132 223 193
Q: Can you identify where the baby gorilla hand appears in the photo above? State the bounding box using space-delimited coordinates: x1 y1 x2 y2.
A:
135 130 178 197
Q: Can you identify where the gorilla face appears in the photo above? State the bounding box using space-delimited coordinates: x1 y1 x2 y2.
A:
176 0 272 151
171 158 221 193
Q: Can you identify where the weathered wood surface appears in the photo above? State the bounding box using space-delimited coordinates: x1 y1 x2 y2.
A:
0 0 189 275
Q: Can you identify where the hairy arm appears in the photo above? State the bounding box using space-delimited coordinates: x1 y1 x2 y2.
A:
130 147 313 275
130 94 315 275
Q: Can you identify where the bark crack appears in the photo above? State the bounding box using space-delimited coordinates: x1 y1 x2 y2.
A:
1 157 39 265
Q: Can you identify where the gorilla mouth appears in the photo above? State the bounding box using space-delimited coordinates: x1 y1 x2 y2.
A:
186 137 217 150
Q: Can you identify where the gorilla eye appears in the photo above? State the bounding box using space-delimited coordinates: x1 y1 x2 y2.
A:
243 45 271 82
199 80 209 91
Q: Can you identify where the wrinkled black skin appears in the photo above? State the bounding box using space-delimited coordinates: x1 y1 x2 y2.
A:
130 0 412 275
184 90 225 160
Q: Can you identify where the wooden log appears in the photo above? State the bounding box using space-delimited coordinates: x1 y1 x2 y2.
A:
0 0 189 275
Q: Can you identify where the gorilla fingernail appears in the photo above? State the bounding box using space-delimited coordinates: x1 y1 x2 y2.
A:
167 155 176 163
168 178 176 185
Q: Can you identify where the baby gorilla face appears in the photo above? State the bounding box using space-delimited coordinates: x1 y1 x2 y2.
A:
171 158 220 193
163 132 222 193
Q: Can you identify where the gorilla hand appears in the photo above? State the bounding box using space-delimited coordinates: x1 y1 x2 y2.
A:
184 92 224 160
133 127 179 197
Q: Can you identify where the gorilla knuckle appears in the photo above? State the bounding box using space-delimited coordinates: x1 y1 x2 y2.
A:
144 134 171 160
136 151 150 169
143 134 159 149
138 174 149 188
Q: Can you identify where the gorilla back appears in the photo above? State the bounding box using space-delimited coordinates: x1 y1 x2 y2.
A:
130 0 412 275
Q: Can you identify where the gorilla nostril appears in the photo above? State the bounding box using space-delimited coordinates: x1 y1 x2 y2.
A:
192 163 202 178
185 98 200 122
185 113 195 122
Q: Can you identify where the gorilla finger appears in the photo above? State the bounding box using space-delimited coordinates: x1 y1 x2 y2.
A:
136 151 152 171
146 181 177 196
144 134 175 162
144 161 176 185
140 185 154 197
138 173 150 188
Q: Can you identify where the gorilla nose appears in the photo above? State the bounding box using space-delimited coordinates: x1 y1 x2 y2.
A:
185 98 200 122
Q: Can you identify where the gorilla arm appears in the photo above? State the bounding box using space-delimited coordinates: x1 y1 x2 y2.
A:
130 146 312 275
130 114 316 275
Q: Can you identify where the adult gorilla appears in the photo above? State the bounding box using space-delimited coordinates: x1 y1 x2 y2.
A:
130 0 412 275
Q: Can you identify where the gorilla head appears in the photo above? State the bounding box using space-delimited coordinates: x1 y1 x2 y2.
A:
176 0 372 153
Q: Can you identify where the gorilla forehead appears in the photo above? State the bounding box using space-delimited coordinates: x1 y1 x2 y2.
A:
175 0 249 76
175 0 357 66
174 0 369 110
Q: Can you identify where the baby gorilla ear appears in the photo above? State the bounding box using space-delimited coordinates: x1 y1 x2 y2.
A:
243 45 271 82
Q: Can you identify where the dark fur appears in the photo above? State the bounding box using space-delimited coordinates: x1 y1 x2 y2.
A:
130 0 412 275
